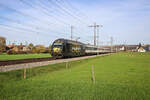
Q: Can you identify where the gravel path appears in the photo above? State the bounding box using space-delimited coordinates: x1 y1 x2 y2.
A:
0 54 111 72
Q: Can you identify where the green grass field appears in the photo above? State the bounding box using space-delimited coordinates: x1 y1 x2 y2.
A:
0 53 51 61
0 52 150 100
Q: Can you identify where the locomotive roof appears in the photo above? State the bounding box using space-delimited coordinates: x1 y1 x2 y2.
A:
54 38 99 48
54 38 85 45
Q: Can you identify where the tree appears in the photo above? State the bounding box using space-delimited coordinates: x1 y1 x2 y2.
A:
31 47 37 53
0 37 6 53
29 43 34 48
35 45 46 53
139 43 142 48
48 44 52 53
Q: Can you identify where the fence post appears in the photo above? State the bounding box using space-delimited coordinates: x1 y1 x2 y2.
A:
0 66 2 72
66 61 68 69
91 65 95 84
24 67 26 79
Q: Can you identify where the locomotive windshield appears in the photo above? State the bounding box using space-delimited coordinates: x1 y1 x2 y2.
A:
54 43 62 46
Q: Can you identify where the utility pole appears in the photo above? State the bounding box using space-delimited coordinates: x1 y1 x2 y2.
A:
89 23 102 46
25 41 28 47
76 37 80 42
36 27 39 45
71 25 73 40
110 37 113 52
9 41 11 45
89 23 96 46
96 25 103 47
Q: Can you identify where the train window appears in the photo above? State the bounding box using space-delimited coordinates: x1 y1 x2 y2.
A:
94 48 97 50
66 43 72 52
82 45 86 50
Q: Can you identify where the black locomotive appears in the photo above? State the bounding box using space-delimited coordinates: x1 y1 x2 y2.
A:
51 38 100 58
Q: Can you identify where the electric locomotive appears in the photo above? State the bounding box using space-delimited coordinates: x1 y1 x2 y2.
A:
51 38 86 58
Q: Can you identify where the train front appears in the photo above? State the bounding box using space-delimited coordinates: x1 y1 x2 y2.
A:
51 39 64 58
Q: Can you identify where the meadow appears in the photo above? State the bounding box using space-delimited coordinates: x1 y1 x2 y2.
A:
0 52 150 100
0 53 51 61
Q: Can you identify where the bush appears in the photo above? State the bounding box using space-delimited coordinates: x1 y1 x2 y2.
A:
31 47 37 53
35 45 46 53
6 50 28 55
7 50 15 55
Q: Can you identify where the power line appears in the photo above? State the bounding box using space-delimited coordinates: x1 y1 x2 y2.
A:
0 22 68 38
0 3 61 27
0 15 69 37
19 0 89 37
59 0 93 23
46 0 87 26
37 0 92 40
53 0 94 36
53 0 90 25
19 0 69 26
0 1 93 43
0 2 72 37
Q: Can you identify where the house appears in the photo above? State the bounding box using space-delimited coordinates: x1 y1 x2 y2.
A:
138 47 146 52
126 45 138 51
144 45 150 51
120 46 125 51
23 46 30 52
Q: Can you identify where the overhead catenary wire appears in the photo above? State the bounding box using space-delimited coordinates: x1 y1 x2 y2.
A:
0 25 61 45
61 0 92 19
31 0 92 39
36 0 91 41
0 0 95 44
0 16 68 38
19 0 70 26
48 0 92 35
0 3 62 28
0 2 71 37
0 23 67 38
18 0 78 35
0 15 68 36
55 0 93 24
37 0 87 33
48 0 89 26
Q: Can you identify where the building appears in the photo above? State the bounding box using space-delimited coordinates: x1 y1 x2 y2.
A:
120 46 125 51
125 45 138 51
0 36 6 53
138 47 146 52
144 45 150 51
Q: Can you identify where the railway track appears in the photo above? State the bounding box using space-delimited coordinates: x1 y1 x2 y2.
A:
0 53 113 72
0 52 112 66
0 57 54 66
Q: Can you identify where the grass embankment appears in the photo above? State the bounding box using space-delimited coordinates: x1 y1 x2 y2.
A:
0 53 51 61
0 52 150 100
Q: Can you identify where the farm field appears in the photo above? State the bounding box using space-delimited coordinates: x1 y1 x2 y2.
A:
0 53 51 61
0 52 150 100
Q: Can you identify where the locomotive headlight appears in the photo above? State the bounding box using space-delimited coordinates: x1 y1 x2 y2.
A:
53 47 61 53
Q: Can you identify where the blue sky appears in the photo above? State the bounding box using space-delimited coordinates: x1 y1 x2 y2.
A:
0 0 150 46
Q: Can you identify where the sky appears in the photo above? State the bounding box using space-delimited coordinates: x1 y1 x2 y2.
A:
0 0 150 46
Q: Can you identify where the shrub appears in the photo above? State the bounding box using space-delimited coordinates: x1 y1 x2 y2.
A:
35 45 46 53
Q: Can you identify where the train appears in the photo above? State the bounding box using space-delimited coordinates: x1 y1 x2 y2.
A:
51 38 109 58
